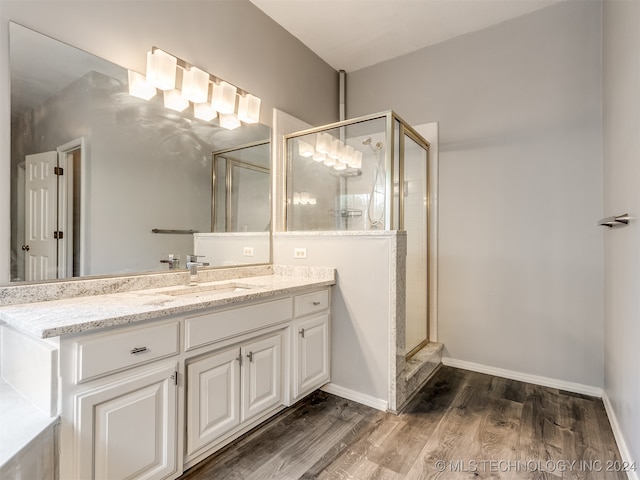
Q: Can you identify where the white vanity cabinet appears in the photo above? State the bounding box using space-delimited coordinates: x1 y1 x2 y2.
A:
186 331 283 458
292 290 331 402
74 362 179 480
59 320 181 480
54 286 331 480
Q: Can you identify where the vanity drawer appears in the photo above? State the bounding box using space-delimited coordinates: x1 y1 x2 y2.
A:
74 322 180 383
185 298 293 351
295 290 329 317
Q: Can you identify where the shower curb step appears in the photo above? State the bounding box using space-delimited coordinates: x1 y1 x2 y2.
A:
405 342 443 382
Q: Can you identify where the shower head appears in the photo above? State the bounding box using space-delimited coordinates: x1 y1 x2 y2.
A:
362 137 384 150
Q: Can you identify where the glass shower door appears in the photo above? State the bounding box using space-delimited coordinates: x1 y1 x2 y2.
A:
403 130 429 356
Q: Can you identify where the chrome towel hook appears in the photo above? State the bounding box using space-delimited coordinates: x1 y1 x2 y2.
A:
599 214 631 228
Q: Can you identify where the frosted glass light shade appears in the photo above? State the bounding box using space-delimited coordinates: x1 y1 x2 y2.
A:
194 102 218 121
343 145 355 166
146 49 177 90
328 138 341 160
211 81 237 114
348 149 363 169
181 67 210 103
323 157 336 167
334 160 347 171
237 94 261 123
316 132 332 154
298 140 315 157
163 89 189 112
219 113 241 130
312 152 326 162
127 70 156 100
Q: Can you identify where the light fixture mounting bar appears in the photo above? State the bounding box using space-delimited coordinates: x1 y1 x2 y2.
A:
150 46 251 96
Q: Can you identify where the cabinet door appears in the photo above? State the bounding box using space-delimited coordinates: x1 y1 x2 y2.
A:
241 334 282 422
294 313 330 400
75 363 178 480
186 347 241 456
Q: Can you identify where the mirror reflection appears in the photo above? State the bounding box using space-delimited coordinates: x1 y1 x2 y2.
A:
9 23 271 283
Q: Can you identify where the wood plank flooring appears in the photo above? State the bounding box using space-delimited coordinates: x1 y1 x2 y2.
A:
178 366 629 480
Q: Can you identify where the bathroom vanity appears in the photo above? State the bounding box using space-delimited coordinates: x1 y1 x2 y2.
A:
0 266 334 480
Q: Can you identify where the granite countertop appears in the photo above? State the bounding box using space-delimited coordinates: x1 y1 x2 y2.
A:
0 267 335 339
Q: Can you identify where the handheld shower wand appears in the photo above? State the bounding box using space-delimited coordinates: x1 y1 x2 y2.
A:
362 138 385 228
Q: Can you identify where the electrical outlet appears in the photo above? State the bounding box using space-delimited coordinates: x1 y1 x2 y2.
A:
243 247 254 257
294 247 307 259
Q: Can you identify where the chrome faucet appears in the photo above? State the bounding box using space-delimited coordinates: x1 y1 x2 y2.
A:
185 255 209 285
160 254 179 270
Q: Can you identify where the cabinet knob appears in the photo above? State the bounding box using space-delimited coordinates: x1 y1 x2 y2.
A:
130 346 148 355
246 351 254 362
299 328 305 338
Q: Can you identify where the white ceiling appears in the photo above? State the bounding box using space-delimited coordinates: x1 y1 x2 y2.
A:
250 0 563 72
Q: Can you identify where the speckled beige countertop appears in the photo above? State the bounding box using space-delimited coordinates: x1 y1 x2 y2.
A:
0 266 335 339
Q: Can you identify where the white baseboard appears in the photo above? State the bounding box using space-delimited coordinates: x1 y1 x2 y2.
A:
321 383 388 412
602 393 639 480
441 357 603 397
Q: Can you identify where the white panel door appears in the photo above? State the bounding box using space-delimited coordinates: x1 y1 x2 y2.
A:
241 334 282 422
186 347 241 456
76 363 178 480
294 313 330 400
24 151 58 281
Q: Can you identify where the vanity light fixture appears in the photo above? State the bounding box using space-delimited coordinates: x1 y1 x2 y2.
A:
127 70 157 100
316 132 332 154
128 47 262 130
146 49 177 90
181 66 209 103
211 81 237 114
193 102 218 122
312 152 326 162
323 157 336 167
300 132 365 172
348 149 363 169
298 140 315 157
219 113 241 130
237 94 261 123
328 138 341 160
333 160 347 171
293 191 316 205
163 89 190 112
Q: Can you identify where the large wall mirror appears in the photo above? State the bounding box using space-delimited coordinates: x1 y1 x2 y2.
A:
8 23 272 284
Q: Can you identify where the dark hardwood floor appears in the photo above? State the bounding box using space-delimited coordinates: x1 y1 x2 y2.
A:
178 366 628 480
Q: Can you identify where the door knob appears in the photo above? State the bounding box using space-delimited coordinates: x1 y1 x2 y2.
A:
21 245 30 251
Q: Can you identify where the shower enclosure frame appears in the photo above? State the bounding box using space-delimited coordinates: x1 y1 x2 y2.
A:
281 111 430 233
211 139 271 233
282 110 431 355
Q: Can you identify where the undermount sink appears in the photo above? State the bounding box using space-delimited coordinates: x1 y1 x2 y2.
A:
164 282 256 299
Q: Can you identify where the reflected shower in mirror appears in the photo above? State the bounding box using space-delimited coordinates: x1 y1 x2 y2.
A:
8 23 271 284
195 141 271 266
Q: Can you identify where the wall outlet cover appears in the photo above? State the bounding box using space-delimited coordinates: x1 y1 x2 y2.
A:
294 247 307 259
243 247 254 257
